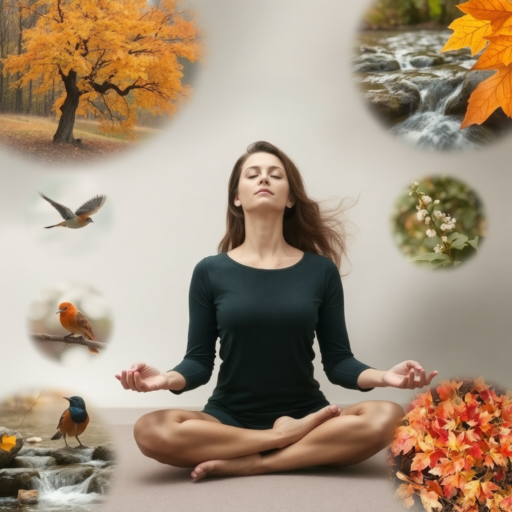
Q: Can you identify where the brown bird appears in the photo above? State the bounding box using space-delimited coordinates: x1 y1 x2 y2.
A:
57 302 99 354
39 192 107 229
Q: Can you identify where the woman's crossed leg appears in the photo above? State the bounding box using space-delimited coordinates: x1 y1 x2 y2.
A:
133 400 404 480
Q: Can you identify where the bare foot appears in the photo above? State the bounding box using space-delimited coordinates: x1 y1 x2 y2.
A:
191 453 262 481
272 405 340 449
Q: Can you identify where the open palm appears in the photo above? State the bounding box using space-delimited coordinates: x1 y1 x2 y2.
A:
115 363 169 392
382 360 438 389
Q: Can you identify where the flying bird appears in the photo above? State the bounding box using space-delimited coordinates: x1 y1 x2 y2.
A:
51 396 89 448
39 192 107 229
57 302 99 354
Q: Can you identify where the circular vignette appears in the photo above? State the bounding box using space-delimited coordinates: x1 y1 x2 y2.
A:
0 388 117 511
391 175 486 270
28 281 113 364
352 1 512 151
0 0 202 167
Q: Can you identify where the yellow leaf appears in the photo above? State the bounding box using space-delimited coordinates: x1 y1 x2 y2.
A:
0 434 16 452
473 28 512 68
442 14 492 55
461 65 512 127
458 0 512 28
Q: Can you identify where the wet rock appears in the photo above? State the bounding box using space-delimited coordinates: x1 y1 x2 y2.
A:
18 447 53 457
353 53 400 72
409 54 445 68
360 79 421 121
18 489 38 504
87 466 115 494
51 466 95 486
9 456 56 469
445 70 495 116
51 449 84 465
26 437 42 444
92 443 116 462
359 45 392 54
0 427 24 468
0 468 39 497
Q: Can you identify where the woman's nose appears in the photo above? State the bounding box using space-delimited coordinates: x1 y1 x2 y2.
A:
259 176 270 185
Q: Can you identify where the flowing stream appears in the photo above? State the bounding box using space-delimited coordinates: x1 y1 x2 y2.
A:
0 449 108 512
354 30 509 150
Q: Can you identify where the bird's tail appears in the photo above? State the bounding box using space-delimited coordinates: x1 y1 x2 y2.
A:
44 222 66 229
51 431 63 440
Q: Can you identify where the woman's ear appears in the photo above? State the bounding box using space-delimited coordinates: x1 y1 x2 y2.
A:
234 194 241 207
286 197 295 209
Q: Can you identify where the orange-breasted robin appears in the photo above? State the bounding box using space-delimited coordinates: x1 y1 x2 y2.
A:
39 192 107 229
51 396 89 448
57 302 99 354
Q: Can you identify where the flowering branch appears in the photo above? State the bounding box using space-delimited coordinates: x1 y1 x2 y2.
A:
408 182 479 268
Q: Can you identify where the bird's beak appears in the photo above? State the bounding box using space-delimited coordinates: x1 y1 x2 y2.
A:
63 397 71 402
56 308 64 314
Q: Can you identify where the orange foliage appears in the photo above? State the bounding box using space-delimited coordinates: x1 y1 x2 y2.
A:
2 0 200 135
389 378 512 512
441 0 512 128
0 434 16 452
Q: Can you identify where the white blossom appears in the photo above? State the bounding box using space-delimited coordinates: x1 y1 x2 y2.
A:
441 236 447 242
434 211 443 218
425 216 431 225
434 200 440 205
417 209 428 221
433 245 444 253
422 195 432 206
426 229 436 238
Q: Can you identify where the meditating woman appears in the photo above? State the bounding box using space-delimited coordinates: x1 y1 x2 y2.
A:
115 141 437 480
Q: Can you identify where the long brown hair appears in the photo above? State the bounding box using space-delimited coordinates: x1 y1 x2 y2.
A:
217 141 352 270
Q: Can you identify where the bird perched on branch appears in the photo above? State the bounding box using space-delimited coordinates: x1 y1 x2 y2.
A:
57 302 99 354
51 396 89 448
39 192 107 229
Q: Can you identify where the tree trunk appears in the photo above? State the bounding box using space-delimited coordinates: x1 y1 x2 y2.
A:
27 79 32 114
53 70 81 144
15 5 23 113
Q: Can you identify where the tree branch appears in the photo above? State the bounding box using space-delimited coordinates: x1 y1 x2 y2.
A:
31 333 106 351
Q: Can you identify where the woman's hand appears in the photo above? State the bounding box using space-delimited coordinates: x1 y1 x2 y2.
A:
115 363 172 393
382 360 438 389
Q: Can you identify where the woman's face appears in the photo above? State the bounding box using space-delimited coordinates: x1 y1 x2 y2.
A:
235 152 294 214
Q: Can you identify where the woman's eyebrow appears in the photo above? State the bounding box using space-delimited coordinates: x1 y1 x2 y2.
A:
243 165 284 173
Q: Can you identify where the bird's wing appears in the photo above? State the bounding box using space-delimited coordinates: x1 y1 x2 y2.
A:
75 195 107 216
76 310 95 340
55 410 66 429
39 192 76 220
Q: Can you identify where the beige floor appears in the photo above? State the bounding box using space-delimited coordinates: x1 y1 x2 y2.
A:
100 409 404 512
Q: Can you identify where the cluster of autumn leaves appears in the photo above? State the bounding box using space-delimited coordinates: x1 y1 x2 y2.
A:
390 378 512 512
442 0 512 128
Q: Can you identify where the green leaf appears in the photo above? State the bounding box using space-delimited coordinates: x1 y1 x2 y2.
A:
448 233 468 251
410 253 450 262
467 236 479 250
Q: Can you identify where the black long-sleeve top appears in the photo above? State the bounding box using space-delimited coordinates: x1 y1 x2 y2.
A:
170 252 373 427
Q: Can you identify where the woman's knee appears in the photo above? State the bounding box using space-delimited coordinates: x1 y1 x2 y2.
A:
369 401 405 443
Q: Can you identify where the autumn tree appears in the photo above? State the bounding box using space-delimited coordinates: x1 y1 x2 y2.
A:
3 0 200 144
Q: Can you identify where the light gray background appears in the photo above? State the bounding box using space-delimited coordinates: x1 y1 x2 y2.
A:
1 0 510 413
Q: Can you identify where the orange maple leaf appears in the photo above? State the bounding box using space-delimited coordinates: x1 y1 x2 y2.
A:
462 65 512 127
391 426 418 456
411 451 432 472
419 488 442 512
458 0 512 28
475 34 512 68
0 434 16 452
442 14 492 55
395 483 416 509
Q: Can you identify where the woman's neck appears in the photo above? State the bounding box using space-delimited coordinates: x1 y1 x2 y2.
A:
229 212 303 268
